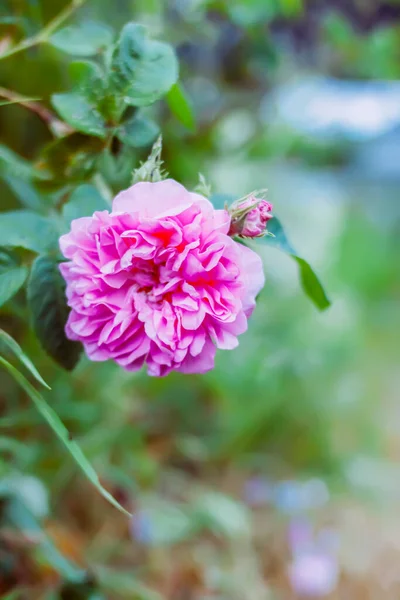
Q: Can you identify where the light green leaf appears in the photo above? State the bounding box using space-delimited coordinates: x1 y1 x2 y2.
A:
166 82 196 131
0 356 131 518
51 93 107 138
0 266 27 307
192 492 251 538
62 184 109 224
49 22 114 56
262 216 331 310
116 115 160 148
0 210 58 253
111 23 179 107
3 175 44 211
0 145 50 181
27 255 82 370
0 328 50 389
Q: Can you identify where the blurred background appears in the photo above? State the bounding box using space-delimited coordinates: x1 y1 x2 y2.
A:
1 0 400 598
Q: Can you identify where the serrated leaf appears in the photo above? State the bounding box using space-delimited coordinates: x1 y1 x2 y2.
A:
111 23 179 107
0 144 50 181
262 216 331 310
0 356 132 517
51 93 107 138
49 22 114 56
0 328 50 389
166 82 196 131
116 115 159 148
62 184 109 224
0 266 27 307
27 255 82 370
0 210 58 253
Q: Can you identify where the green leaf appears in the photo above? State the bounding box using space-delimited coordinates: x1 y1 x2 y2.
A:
166 82 196 131
49 22 114 56
3 174 44 211
27 255 82 370
192 492 251 538
111 23 179 107
262 216 331 310
0 266 27 307
0 210 58 253
116 115 159 148
69 60 105 104
38 133 104 188
0 328 50 389
0 144 50 181
62 184 109 224
0 356 132 517
51 93 107 138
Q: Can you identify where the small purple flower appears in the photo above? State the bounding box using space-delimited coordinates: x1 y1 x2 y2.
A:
288 553 339 597
243 476 273 507
130 511 153 545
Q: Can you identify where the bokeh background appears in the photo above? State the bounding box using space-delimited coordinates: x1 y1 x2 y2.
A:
1 0 400 598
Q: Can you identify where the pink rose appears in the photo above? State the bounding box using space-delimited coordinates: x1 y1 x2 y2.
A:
229 197 273 238
59 180 264 376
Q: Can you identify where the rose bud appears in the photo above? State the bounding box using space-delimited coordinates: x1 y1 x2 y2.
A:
229 196 273 238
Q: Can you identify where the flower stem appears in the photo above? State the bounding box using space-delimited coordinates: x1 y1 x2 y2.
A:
0 0 87 61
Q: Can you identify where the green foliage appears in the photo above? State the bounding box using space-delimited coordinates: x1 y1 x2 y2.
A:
166 83 196 131
27 255 82 370
110 23 179 108
49 22 114 56
62 184 109 223
51 93 107 138
0 265 27 307
0 211 58 253
262 217 331 311
116 114 160 148
0 356 131 517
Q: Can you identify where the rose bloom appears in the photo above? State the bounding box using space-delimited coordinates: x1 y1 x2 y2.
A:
59 180 264 376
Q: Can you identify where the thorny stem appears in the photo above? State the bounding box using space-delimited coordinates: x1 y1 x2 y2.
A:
0 0 88 61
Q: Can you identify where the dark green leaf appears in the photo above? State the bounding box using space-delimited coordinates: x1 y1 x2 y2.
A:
262 217 331 310
116 115 159 148
49 22 114 56
0 328 50 389
62 184 109 224
166 82 196 131
0 266 27 307
27 255 82 370
0 356 132 517
38 133 104 188
0 210 58 253
3 174 44 211
0 144 50 181
51 93 107 138
111 23 179 107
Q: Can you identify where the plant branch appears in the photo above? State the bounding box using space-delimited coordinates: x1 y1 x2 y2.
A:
0 0 87 61
0 87 72 137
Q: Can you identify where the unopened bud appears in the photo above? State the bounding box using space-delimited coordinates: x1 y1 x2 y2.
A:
228 196 273 238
